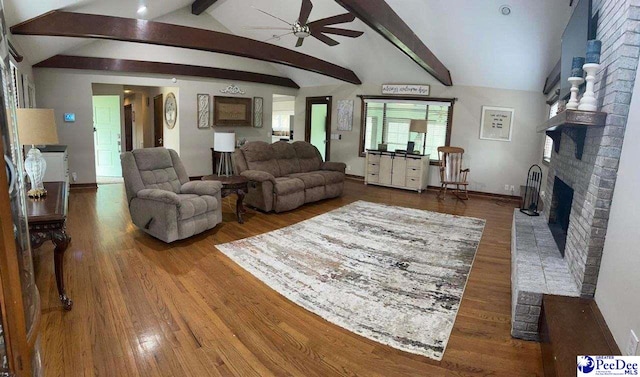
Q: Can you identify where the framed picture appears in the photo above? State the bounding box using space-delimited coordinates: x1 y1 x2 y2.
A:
337 99 354 131
480 106 514 142
214 96 252 127
197 94 211 129
253 96 263 128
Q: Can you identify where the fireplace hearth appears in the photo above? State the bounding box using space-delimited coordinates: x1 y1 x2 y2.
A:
548 177 574 258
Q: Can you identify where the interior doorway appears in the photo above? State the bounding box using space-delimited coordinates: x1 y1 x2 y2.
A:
92 95 122 178
154 94 164 147
124 104 133 152
272 94 295 143
305 96 332 161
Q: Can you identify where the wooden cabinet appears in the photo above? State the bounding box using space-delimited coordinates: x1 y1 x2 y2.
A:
365 151 430 193
40 146 69 186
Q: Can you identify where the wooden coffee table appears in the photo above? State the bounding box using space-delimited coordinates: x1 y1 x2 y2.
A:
202 175 248 224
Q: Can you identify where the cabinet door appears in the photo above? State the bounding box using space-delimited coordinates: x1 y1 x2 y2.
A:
391 157 407 186
379 155 393 185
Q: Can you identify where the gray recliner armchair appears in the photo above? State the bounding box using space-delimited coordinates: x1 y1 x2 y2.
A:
121 147 222 243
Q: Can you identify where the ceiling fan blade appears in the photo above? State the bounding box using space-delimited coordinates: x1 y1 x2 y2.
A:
308 13 355 28
311 31 339 46
251 6 293 26
295 37 305 47
244 26 292 30
264 32 294 43
318 27 363 38
298 0 313 25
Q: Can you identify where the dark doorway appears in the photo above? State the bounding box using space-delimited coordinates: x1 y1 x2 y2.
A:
549 177 574 257
153 94 163 147
124 104 133 151
305 96 332 161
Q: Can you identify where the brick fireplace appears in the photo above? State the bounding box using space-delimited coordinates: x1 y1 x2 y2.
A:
540 0 640 298
548 177 574 257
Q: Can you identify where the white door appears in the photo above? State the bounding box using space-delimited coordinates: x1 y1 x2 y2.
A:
93 95 122 177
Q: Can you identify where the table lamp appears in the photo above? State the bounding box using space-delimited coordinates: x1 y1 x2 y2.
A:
214 132 236 176
16 109 59 198
409 119 428 155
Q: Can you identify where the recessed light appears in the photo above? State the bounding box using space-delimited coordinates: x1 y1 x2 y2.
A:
137 5 147 14
124 90 132 94
499 5 511 16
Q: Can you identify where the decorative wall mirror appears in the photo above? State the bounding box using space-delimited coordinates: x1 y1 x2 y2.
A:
165 92 177 129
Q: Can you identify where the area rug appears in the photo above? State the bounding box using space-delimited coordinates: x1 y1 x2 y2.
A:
216 200 485 360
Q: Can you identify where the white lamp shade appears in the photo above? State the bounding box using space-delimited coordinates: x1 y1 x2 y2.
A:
214 132 236 152
16 108 59 146
409 119 428 134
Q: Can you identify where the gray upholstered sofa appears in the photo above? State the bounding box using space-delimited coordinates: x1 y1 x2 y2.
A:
233 141 346 213
121 147 223 243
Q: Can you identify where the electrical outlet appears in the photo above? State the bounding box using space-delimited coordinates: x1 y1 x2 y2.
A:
626 330 639 356
72 172 78 182
504 184 509 191
346 165 351 171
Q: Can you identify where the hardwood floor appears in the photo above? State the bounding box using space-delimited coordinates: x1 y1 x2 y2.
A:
33 180 543 376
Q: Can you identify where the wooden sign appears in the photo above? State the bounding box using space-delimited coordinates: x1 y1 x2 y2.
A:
382 84 430 96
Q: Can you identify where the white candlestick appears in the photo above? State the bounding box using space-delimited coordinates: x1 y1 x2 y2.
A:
566 77 585 110
578 63 600 111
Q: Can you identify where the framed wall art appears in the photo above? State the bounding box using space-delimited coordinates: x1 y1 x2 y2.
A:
337 99 354 131
479 106 514 142
197 94 210 129
165 92 178 129
213 96 252 127
253 97 263 128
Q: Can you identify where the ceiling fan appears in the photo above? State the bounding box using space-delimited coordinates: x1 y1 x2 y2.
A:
249 0 364 47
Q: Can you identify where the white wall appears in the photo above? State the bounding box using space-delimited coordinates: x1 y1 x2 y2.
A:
35 68 297 183
594 69 640 354
294 83 547 195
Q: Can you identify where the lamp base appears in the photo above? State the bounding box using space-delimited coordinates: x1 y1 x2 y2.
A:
217 152 234 177
25 146 48 197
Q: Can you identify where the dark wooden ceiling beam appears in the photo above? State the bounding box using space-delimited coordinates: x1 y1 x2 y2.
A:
334 0 452 86
11 11 362 85
192 0 218 15
33 55 300 89
543 59 561 95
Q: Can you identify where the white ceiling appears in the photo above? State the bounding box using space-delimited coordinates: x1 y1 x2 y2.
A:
5 0 573 92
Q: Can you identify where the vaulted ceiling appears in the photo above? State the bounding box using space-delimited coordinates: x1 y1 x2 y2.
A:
5 0 573 92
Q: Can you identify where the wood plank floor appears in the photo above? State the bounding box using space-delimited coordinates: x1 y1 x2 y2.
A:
33 180 543 376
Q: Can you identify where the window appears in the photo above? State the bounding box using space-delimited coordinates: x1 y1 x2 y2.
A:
272 111 293 138
543 101 558 163
359 97 453 161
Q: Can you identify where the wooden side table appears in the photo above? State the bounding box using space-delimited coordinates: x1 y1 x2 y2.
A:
202 175 248 224
26 181 73 310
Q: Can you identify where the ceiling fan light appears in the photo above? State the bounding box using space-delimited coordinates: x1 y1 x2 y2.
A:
293 22 310 38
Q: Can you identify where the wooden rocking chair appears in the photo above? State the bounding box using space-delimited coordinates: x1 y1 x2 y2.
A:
437 146 470 200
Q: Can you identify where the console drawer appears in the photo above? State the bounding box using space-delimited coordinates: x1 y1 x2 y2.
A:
406 158 422 168
367 162 380 173
367 172 379 183
406 166 420 178
406 177 420 189
368 153 381 164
